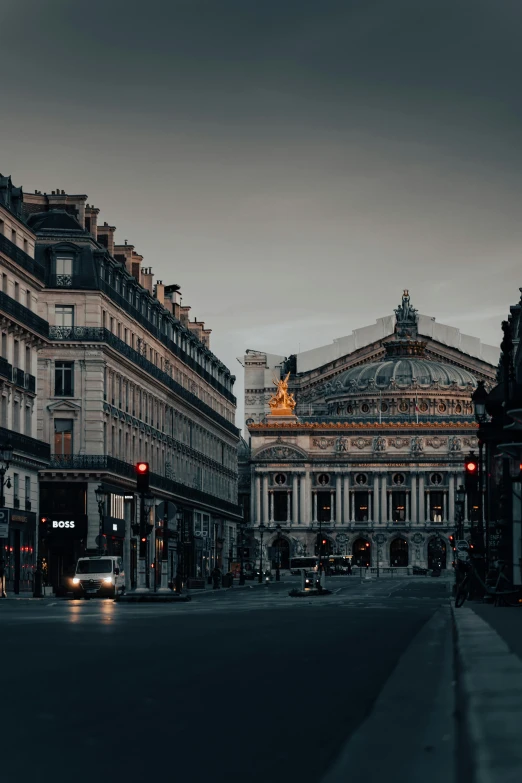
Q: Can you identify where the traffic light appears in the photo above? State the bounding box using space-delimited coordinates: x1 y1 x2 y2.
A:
464 452 479 496
139 534 147 559
136 462 150 493
449 535 455 550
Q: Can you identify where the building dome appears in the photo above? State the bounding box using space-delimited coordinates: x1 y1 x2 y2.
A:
328 357 477 396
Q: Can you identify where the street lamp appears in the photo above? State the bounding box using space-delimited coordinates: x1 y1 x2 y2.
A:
258 522 266 583
0 443 13 507
455 484 466 540
238 520 246 586
472 381 488 423
95 484 106 555
275 523 282 582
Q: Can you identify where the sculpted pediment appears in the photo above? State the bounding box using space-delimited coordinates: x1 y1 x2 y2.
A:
47 400 82 414
254 443 307 461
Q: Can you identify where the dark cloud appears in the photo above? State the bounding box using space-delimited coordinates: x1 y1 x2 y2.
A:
1 0 521 425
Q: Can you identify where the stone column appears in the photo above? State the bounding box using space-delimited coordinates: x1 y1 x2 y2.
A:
343 474 350 525
255 473 261 525
426 490 431 523
293 475 299 525
411 474 417 524
449 473 455 523
263 474 269 525
300 472 307 525
350 490 355 522
418 474 425 523
406 492 410 522
313 492 318 523
443 492 447 523
269 492 274 524
287 490 292 523
373 473 379 523
368 488 372 522
330 490 335 523
336 475 342 523
388 491 392 522
381 475 387 523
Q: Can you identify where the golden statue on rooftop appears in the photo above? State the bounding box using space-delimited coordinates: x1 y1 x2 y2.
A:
268 372 296 416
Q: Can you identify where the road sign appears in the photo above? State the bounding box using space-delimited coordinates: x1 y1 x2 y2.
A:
0 508 10 538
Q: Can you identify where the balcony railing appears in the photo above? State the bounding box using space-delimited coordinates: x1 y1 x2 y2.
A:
0 425 50 461
46 275 236 404
0 356 12 382
0 234 46 282
0 291 49 337
47 454 241 518
12 368 36 393
49 326 238 436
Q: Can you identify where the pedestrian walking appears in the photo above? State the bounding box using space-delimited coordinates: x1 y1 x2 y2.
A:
211 565 221 589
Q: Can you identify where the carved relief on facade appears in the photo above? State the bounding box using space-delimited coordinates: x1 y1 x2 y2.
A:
388 436 410 448
411 436 424 453
351 437 372 450
463 436 479 448
335 436 349 453
256 445 301 460
373 436 386 452
426 436 447 449
312 437 331 450
449 435 462 452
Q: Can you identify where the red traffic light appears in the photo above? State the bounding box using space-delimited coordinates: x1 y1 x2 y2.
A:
322 539 327 545
136 462 149 474
465 460 478 473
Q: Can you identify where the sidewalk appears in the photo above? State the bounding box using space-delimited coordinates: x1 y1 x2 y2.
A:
452 600 522 783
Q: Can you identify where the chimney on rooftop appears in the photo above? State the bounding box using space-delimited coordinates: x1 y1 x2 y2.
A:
141 266 154 295
155 280 165 305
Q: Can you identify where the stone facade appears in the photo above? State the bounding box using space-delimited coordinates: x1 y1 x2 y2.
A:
0 174 50 593
18 186 241 591
239 292 499 572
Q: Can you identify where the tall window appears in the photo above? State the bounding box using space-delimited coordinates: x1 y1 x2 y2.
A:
14 282 19 302
1 396 7 427
54 361 74 396
54 419 73 456
55 305 74 328
25 476 31 510
56 256 73 286
13 340 19 368
1 333 6 359
25 345 31 373
26 289 31 310
13 400 20 432
25 405 31 435
1 273 6 293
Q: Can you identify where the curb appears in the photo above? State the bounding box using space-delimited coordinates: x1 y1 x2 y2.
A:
451 603 522 783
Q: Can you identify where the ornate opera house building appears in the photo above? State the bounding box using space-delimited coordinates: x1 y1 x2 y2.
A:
238 292 499 572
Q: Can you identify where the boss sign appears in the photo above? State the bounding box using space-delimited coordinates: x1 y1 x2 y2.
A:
52 520 75 529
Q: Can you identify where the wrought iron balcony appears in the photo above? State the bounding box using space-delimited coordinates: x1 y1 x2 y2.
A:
0 425 50 461
0 291 49 337
47 453 241 518
12 368 36 393
0 356 12 382
48 326 238 436
0 234 46 282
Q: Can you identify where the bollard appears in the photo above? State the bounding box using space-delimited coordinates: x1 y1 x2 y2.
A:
33 558 43 598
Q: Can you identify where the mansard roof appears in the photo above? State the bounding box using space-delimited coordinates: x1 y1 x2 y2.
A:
27 210 86 233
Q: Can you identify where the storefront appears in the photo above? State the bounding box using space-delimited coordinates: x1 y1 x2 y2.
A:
39 482 88 593
3 509 37 594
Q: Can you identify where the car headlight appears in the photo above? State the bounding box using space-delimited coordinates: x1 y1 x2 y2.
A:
72 577 80 585
103 577 113 584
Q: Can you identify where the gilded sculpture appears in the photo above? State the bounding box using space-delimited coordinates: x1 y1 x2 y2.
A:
268 372 296 415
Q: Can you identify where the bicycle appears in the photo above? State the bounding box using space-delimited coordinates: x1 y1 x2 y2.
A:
454 559 522 608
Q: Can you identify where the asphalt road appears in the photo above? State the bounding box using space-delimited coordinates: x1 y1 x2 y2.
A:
1 577 453 783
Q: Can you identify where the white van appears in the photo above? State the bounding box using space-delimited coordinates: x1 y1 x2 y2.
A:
72 556 125 599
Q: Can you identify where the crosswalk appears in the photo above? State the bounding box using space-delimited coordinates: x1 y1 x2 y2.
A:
0 581 450 625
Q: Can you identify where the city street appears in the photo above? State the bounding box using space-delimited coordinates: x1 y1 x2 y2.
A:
1 577 454 783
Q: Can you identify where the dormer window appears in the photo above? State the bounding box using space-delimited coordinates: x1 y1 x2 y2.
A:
56 256 73 286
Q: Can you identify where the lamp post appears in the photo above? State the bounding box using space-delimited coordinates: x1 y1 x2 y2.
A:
0 443 13 599
275 523 282 581
239 520 246 586
258 522 266 583
135 492 155 593
94 485 106 556
472 382 488 583
455 484 466 540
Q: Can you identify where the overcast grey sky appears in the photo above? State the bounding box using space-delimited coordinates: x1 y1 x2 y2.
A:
2 0 522 427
